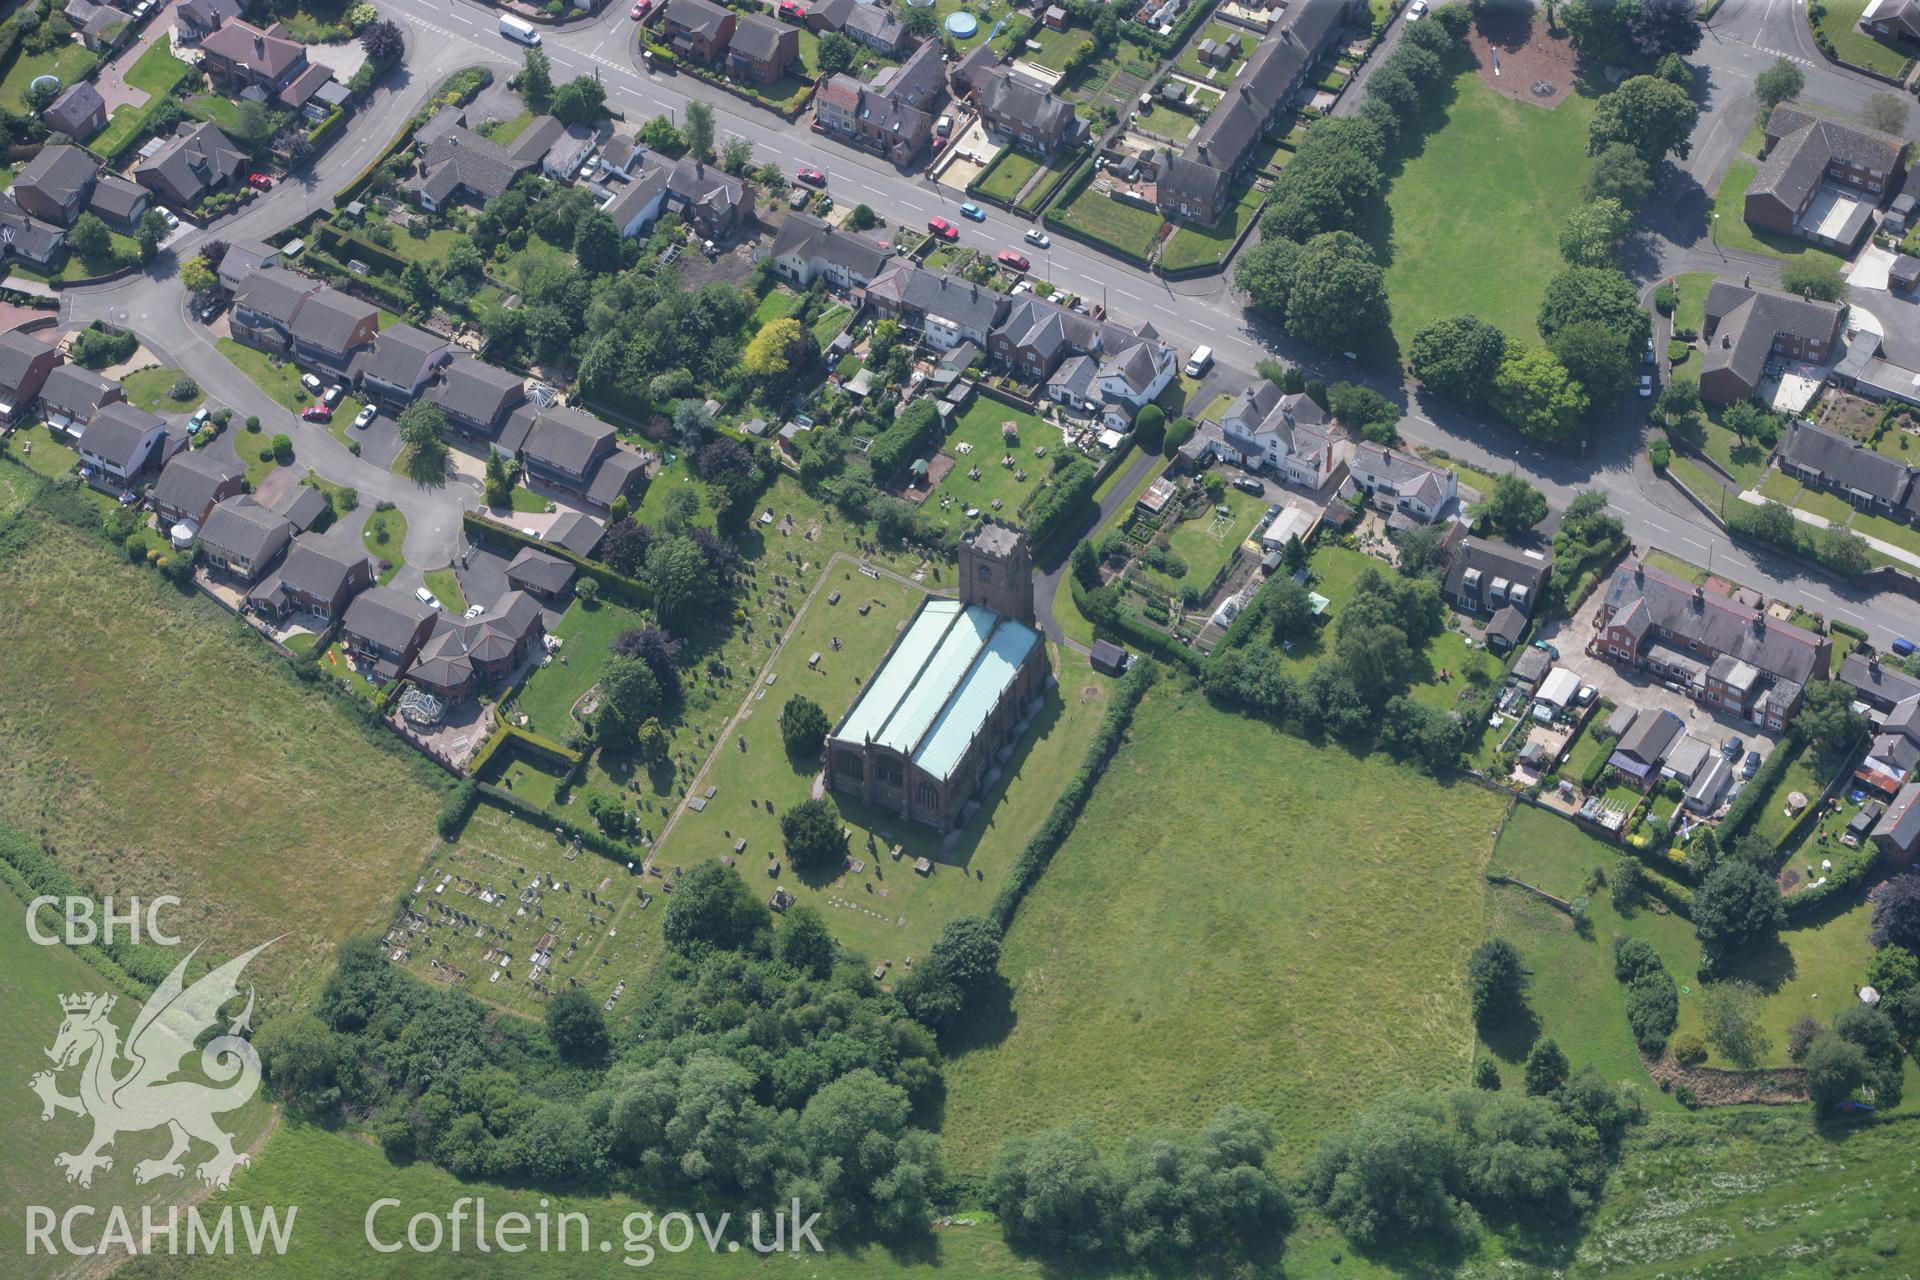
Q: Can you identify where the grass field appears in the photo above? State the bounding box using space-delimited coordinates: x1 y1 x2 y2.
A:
920 398 1053 529
939 682 1508 1172
0 43 99 113
1141 483 1262 597
0 515 447 999
1380 66 1596 346
1670 270 1713 337
121 366 207 416
1812 0 1916 76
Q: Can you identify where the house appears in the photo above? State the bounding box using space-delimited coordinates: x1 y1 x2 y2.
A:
657 0 737 63
39 364 125 433
1840 650 1920 712
0 330 61 423
541 124 597 182
358 323 450 406
66 0 130 52
341 586 440 683
544 511 606 558
664 158 752 236
428 357 527 440
511 404 649 510
86 175 149 231
767 213 893 290
603 166 672 238
247 533 371 620
1856 696 1920 796
0 194 65 269
1190 377 1340 488
810 0 906 52
727 13 798 85
42 83 107 140
229 268 379 375
1044 3 1070 28
1744 102 1907 247
151 449 245 529
865 262 1009 351
1597 560 1829 729
949 41 1001 97
201 496 293 582
1872 781 1920 867
13 146 100 227
1863 0 1920 39
1349 441 1457 522
408 118 557 211
199 20 311 95
175 0 244 42
598 136 639 179
278 64 347 123
216 239 279 293
1442 536 1552 619
408 591 547 701
76 402 170 493
1777 419 1917 514
815 41 945 164
267 481 329 532
1684 755 1735 814
504 546 577 602
1609 707 1684 781
971 65 1085 155
1699 280 1848 405
133 122 248 209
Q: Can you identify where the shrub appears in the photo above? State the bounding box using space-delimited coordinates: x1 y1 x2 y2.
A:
169 375 200 401
271 433 293 463
1648 438 1670 472
1671 1033 1708 1066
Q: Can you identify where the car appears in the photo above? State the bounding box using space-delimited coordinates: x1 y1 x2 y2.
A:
935 114 953 137
1643 338 1655 365
301 373 323 394
1722 735 1744 760
323 384 345 407
353 405 376 430
1233 476 1263 495
1892 637 1916 656
1533 640 1559 659
247 172 273 191
1639 374 1654 397
816 196 832 213
777 0 804 17
415 587 442 610
301 405 332 423
190 407 210 428
197 300 221 323
630 0 652 14
931 135 947 152
578 156 600 181
1267 504 1281 519
156 207 179 229
996 250 1030 271
464 604 486 620
796 167 826 186
927 216 958 240
958 202 986 222
1024 228 1051 249
1742 750 1762 779
1408 0 1427 16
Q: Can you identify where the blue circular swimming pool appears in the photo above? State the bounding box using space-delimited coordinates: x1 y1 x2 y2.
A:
945 11 978 36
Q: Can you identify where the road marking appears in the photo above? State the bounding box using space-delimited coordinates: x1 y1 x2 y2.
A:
1837 606 1867 620
1646 521 1669 533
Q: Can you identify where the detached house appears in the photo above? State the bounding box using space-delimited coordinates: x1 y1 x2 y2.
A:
603 166 672 238
1699 280 1848 405
0 330 60 423
1349 441 1457 522
358 323 450 406
247 532 372 621
202 496 293 582
229 267 379 377
408 116 558 211
656 0 736 63
76 402 171 493
1441 535 1552 623
407 591 547 702
815 41 946 164
1186 377 1340 489
503 404 650 510
199 19 311 96
428 356 527 442
175 0 244 42
1744 102 1907 248
341 586 440 683
151 449 245 528
1776 419 1917 515
13 145 100 227
664 158 752 236
727 13 798 85
767 213 893 290
505 546 577 603
970 65 1084 155
40 363 125 433
132 121 247 209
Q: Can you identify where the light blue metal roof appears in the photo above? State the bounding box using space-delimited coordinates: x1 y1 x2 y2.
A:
876 605 999 756
833 597 963 746
912 613 1040 779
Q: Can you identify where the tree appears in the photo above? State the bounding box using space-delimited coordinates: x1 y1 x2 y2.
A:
1233 234 1301 315
1754 56 1804 114
684 100 715 160
660 859 770 955
1797 679 1864 763
1523 1038 1569 1095
1700 980 1770 1067
1587 74 1699 163
69 213 113 268
1539 266 1651 351
1285 231 1390 352
645 535 720 626
180 255 218 294
1267 577 1318 641
900 915 1003 1032
231 99 277 153
639 114 684 153
1327 381 1400 443
902 2 938 37
1483 473 1549 538
1802 1031 1868 1112
552 75 607 126
1072 539 1102 590
781 796 847 872
1870 873 1920 953
520 48 554 112
1132 403 1166 451
1627 0 1702 57
1468 939 1527 1025
1778 255 1849 303
1655 375 1701 426
987 1125 1120 1254
596 656 663 748
360 17 403 65
1304 1095 1475 1250
776 903 836 978
1473 1056 1502 1090
1549 319 1638 405
817 30 857 73
1863 91 1910 135
1562 0 1630 64
720 136 753 176
256 1012 342 1116
1583 142 1655 209
1694 860 1785 973
1492 345 1589 443
395 400 448 473
743 316 819 400
1558 198 1630 267
572 208 620 273
779 695 829 758
1834 1003 1905 1107
483 449 512 508
1410 314 1506 404
545 988 610 1063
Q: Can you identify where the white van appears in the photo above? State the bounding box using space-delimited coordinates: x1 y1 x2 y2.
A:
1184 345 1213 377
500 14 541 44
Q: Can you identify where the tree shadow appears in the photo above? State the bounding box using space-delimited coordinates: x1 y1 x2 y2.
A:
1478 1003 1544 1065
1473 0 1538 51
1718 934 1797 995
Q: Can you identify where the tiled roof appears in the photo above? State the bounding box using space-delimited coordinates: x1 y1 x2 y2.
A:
201 19 306 79
16 145 97 208
344 585 437 652
428 356 525 428
521 404 613 475
82 402 165 469
0 329 52 391
1702 281 1847 395
359 322 448 387
1779 420 1915 505
1604 561 1826 686
152 449 240 522
201 495 290 563
505 545 577 594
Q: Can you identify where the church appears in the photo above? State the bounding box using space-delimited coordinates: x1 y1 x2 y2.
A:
826 521 1048 830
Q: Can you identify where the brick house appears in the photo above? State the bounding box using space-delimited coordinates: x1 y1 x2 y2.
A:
656 0 736 63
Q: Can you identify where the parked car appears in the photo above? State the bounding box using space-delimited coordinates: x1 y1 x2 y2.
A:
1742 750 1762 779
1024 228 1051 248
300 373 323 394
1233 476 1262 495
958 202 986 222
796 167 826 186
464 604 486 620
1638 374 1654 397
247 172 273 191
196 299 221 323
630 0 651 16
927 216 958 240
931 135 947 153
188 407 211 432
1408 0 1427 16
156 207 179 229
996 250 1030 271
301 405 332 423
935 114 953 137
416 587 441 610
1722 735 1744 760
323 384 345 407
1895 637 1917 657
353 405 376 429
1643 338 1655 365
777 0 805 17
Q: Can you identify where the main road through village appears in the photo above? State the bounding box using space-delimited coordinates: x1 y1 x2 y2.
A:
55 0 1920 643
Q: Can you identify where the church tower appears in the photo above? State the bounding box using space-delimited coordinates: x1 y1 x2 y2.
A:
958 519 1034 625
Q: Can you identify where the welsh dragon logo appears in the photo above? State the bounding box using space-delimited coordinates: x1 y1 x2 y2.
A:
29 939 275 1190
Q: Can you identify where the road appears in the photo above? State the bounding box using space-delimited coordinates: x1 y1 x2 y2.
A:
51 0 1920 642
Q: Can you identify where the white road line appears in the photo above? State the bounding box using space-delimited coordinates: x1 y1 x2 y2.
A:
1837 607 1868 620
1647 521 1669 533
1114 289 1142 302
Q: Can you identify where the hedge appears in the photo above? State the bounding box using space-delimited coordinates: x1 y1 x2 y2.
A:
867 399 942 482
1026 456 1101 550
462 512 653 608
1718 729 1805 841
468 722 582 780
306 105 347 149
334 66 493 208
987 659 1156 932
1831 620 1869 643
1783 843 1879 920
317 222 410 277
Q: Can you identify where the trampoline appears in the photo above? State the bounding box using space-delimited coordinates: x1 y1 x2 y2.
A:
944 11 978 36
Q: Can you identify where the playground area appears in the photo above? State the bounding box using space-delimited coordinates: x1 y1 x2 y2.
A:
1466 8 1576 110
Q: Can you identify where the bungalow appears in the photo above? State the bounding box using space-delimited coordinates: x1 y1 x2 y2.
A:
133 122 248 210
202 496 293 582
665 158 752 236
0 330 61 423
358 323 450 406
76 402 170 493
199 20 312 96
408 119 557 211
1609 707 1684 782
1699 280 1848 405
175 0 244 42
864 262 1009 351
542 124 597 182
247 532 372 620
767 212 893 290
341 586 439 683
427 356 527 440
40 364 126 433
1776 419 1917 515
504 545 578 602
1744 102 1906 248
727 13 798 85
151 449 245 529
656 0 737 63
42 83 107 140
1349 441 1458 522
1684 755 1735 814
407 591 547 702
1441 535 1552 619
13 145 100 228
971 65 1084 156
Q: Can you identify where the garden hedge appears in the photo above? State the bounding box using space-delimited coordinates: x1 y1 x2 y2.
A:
1026 456 1101 551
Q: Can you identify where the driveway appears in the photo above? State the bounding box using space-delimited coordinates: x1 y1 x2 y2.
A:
95 6 178 115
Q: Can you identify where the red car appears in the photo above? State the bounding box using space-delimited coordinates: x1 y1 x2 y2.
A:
629 0 650 16
301 405 332 423
247 172 272 190
927 216 959 241
777 0 806 18
996 250 1030 272
796 167 826 186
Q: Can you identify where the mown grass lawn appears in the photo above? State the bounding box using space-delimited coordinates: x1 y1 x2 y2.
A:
1146 483 1263 595
89 41 193 156
514 597 653 737
920 397 1053 529
1159 183 1262 271
0 43 99 113
1380 66 1596 347
422 566 466 613
120 366 206 416
1812 0 1916 77
1052 184 1163 260
973 148 1044 203
1712 156 1845 265
0 517 448 999
940 681 1507 1172
361 506 407 583
1670 270 1714 337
